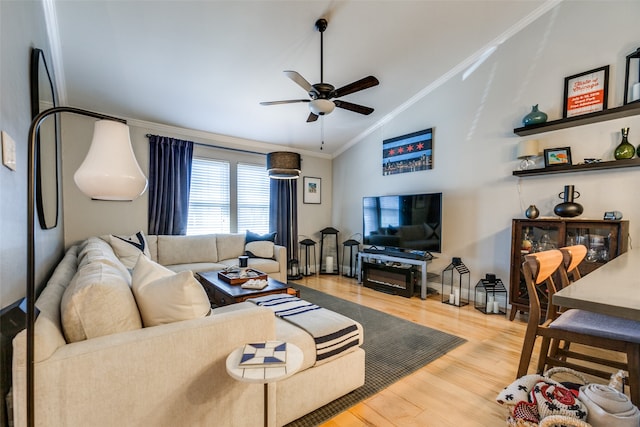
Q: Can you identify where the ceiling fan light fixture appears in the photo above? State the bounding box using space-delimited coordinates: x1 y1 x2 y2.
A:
266 151 301 179
309 99 335 115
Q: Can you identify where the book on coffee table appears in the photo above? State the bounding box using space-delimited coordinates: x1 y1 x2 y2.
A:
239 341 287 367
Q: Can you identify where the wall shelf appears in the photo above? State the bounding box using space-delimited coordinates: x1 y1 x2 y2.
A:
513 157 640 177
513 102 640 136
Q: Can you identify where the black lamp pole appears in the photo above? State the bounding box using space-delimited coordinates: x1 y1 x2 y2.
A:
26 107 126 427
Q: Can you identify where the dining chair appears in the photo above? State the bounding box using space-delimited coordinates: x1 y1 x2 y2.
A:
547 245 588 357
516 249 640 406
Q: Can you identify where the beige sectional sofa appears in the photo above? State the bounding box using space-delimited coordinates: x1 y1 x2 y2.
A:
144 233 287 281
12 233 365 426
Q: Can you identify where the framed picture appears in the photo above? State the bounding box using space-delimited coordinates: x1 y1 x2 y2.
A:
303 176 321 204
563 65 609 118
382 128 433 175
544 147 572 167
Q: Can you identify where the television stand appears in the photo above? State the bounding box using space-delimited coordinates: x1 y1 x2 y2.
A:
357 251 434 300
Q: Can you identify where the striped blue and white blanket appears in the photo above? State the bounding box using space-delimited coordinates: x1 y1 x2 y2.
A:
249 294 362 365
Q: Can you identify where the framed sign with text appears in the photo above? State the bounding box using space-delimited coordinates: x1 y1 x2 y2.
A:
563 66 609 118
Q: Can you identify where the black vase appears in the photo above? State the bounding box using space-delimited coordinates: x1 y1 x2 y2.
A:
554 185 583 218
525 205 539 219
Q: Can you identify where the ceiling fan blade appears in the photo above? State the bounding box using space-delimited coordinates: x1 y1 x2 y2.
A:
307 112 319 122
284 70 313 92
333 100 374 115
260 99 310 106
334 76 379 98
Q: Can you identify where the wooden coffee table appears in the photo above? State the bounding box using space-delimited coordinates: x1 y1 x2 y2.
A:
196 270 292 307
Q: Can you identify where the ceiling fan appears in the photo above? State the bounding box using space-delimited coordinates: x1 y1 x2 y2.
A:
260 18 379 123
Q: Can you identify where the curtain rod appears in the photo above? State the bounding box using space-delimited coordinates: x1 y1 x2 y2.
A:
145 133 265 156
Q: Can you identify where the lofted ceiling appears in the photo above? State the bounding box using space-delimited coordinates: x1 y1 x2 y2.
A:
49 0 554 155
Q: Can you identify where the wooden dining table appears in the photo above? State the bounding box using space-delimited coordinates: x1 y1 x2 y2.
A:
553 249 640 321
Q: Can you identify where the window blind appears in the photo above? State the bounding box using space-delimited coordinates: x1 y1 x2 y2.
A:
237 162 270 234
187 158 230 235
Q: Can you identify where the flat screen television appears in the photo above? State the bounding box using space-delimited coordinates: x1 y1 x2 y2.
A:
362 192 442 253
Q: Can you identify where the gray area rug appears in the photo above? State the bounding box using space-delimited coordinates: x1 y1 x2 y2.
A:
284 284 467 427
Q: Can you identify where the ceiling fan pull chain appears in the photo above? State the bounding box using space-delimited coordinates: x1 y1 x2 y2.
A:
320 116 325 150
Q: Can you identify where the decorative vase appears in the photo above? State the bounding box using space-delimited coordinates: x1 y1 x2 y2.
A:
554 185 583 218
615 127 634 160
525 205 539 219
522 105 548 126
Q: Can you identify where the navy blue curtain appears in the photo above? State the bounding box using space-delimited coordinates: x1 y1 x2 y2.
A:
269 179 298 262
148 135 193 235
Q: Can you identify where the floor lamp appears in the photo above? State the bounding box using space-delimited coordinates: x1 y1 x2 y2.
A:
26 106 147 427
266 152 302 280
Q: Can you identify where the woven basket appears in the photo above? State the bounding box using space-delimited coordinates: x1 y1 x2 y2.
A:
504 367 592 427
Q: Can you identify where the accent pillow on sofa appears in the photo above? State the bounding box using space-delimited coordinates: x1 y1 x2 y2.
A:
107 231 151 269
245 230 276 243
61 260 142 343
245 230 276 258
132 255 211 327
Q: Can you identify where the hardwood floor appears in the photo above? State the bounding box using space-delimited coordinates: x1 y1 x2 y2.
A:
291 273 537 427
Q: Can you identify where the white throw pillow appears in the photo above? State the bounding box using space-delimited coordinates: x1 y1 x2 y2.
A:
61 260 142 343
245 240 274 259
131 255 211 327
108 231 151 269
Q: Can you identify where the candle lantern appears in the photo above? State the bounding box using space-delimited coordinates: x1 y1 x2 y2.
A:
319 227 340 274
441 257 470 307
474 274 507 315
341 237 361 278
298 238 317 276
624 47 640 105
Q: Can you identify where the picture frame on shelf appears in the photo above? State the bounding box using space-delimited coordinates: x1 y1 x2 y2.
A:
563 65 609 118
544 147 572 167
303 176 321 204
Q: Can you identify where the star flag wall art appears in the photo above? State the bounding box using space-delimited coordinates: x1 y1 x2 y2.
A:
382 128 433 175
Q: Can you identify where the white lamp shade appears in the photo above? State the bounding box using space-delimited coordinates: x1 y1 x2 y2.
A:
309 99 335 115
517 139 540 159
74 120 148 200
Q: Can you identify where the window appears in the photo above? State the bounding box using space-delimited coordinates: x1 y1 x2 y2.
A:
186 156 270 235
187 158 230 235
237 163 270 233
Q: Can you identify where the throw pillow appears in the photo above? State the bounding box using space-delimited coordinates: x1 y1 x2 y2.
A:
245 230 276 243
245 240 275 259
131 255 211 327
61 260 142 343
108 231 151 269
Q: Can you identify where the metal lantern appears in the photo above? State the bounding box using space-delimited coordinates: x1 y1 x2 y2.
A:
441 257 470 307
474 274 507 315
319 227 340 274
624 47 640 105
299 238 317 276
341 237 361 278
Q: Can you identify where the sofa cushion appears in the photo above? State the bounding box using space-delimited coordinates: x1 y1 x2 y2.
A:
81 237 131 281
132 255 211 327
216 233 246 261
107 231 151 269
61 260 142 343
245 240 274 259
157 234 217 265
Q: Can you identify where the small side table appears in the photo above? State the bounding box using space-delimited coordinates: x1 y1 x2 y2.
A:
226 341 303 427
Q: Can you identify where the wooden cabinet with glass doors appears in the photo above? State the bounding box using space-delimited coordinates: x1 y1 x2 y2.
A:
509 219 629 320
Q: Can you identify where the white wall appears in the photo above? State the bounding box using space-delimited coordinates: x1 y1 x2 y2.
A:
62 117 334 246
332 1 640 287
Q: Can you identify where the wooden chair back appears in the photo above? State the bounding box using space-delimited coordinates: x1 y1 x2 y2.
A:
558 245 587 287
522 250 563 326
